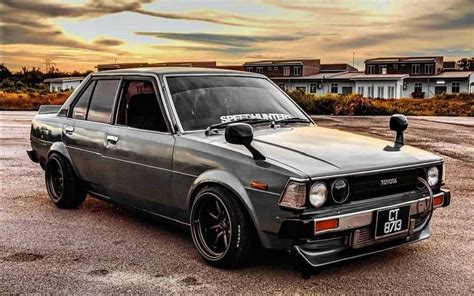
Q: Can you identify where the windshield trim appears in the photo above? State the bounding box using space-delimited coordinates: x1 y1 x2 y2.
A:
162 73 314 134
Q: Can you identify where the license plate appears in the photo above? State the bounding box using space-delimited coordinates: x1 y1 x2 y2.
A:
375 205 410 239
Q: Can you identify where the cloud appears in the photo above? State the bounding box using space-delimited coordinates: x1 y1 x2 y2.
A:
262 0 372 17
328 0 474 50
136 32 308 47
150 45 257 56
94 37 125 47
1 0 278 27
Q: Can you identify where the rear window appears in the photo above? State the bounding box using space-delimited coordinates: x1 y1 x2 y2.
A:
72 81 95 120
87 80 120 124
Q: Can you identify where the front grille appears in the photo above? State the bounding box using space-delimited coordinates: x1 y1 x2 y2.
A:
348 170 418 202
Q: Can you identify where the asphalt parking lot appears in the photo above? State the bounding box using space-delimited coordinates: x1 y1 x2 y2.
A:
1 111 472 294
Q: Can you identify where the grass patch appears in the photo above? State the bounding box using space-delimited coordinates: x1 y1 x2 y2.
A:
0 90 70 110
288 91 474 116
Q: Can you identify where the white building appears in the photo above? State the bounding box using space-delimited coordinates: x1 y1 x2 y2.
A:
267 57 473 99
44 77 84 92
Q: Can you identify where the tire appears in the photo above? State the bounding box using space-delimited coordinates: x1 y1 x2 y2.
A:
190 186 256 268
45 153 86 209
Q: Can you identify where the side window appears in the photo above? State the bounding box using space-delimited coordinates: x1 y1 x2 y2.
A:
87 80 120 124
116 80 168 132
72 81 95 120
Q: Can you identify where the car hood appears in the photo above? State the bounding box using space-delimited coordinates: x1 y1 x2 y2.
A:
251 125 441 177
196 125 442 178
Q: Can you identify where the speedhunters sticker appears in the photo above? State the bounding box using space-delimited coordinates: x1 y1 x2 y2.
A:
220 113 292 123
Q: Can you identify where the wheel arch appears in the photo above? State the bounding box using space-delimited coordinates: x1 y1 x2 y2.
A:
47 142 79 176
187 169 269 248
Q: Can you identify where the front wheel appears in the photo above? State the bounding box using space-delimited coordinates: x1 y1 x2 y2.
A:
190 186 256 268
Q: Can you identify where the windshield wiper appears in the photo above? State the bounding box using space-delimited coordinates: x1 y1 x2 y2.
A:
205 118 272 135
274 117 311 125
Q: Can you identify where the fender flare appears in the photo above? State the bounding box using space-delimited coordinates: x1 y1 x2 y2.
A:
47 142 81 175
187 169 270 247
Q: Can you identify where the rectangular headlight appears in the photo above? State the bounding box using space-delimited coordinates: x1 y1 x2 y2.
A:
278 181 307 211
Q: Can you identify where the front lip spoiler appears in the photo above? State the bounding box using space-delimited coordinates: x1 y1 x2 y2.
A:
294 223 431 268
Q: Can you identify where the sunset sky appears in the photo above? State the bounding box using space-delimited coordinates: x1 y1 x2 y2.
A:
2 0 473 72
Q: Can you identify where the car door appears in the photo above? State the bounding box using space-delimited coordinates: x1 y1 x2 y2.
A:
101 76 176 216
63 77 121 195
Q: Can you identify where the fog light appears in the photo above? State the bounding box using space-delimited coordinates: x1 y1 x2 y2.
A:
315 218 339 233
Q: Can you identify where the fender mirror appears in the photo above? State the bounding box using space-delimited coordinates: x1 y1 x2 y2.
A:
225 123 265 160
389 114 408 146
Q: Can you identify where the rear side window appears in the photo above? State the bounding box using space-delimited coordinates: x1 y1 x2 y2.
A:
87 80 120 124
72 81 95 120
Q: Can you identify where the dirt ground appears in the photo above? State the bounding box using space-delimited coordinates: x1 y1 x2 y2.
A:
0 111 472 294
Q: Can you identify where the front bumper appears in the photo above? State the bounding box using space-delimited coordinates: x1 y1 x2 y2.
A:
280 189 450 267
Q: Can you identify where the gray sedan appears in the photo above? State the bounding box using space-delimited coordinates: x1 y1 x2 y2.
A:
27 67 450 270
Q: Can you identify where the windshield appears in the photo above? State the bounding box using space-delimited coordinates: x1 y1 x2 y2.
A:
166 75 308 131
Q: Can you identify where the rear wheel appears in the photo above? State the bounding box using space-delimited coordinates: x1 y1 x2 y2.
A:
45 153 86 209
190 186 256 268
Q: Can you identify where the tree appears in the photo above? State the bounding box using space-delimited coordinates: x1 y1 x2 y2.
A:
0 64 12 80
457 57 474 71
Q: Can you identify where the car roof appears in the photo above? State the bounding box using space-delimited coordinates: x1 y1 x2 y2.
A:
92 67 263 77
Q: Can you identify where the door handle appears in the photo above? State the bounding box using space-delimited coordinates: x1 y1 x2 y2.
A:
65 126 74 134
106 135 119 144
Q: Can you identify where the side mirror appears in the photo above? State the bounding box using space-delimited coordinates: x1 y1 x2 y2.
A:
225 123 265 160
390 114 408 146
225 123 253 145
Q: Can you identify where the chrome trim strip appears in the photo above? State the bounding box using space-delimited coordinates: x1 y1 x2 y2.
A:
310 160 444 181
312 192 445 235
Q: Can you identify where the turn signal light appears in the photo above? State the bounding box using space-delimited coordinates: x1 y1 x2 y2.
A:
315 218 339 232
433 195 443 207
250 181 268 191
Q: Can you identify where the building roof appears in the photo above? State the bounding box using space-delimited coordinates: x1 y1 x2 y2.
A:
326 71 364 79
365 56 442 64
244 59 319 66
93 67 256 76
44 77 85 83
350 74 409 80
270 72 345 80
407 71 473 79
320 63 358 72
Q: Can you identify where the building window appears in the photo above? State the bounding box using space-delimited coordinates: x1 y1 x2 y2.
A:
452 82 460 93
393 64 398 69
310 83 318 93
283 67 290 76
380 65 387 75
278 83 286 91
342 87 353 95
414 82 423 93
246 67 253 72
256 67 263 74
273 67 278 70
412 64 421 75
368 86 374 98
377 86 384 98
293 67 301 76
425 64 433 74
330 83 338 93
357 86 365 96
267 66 272 71
296 86 307 93
388 86 395 98
367 65 376 74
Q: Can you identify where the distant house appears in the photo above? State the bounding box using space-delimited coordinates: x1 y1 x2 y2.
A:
360 56 474 98
44 77 84 92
